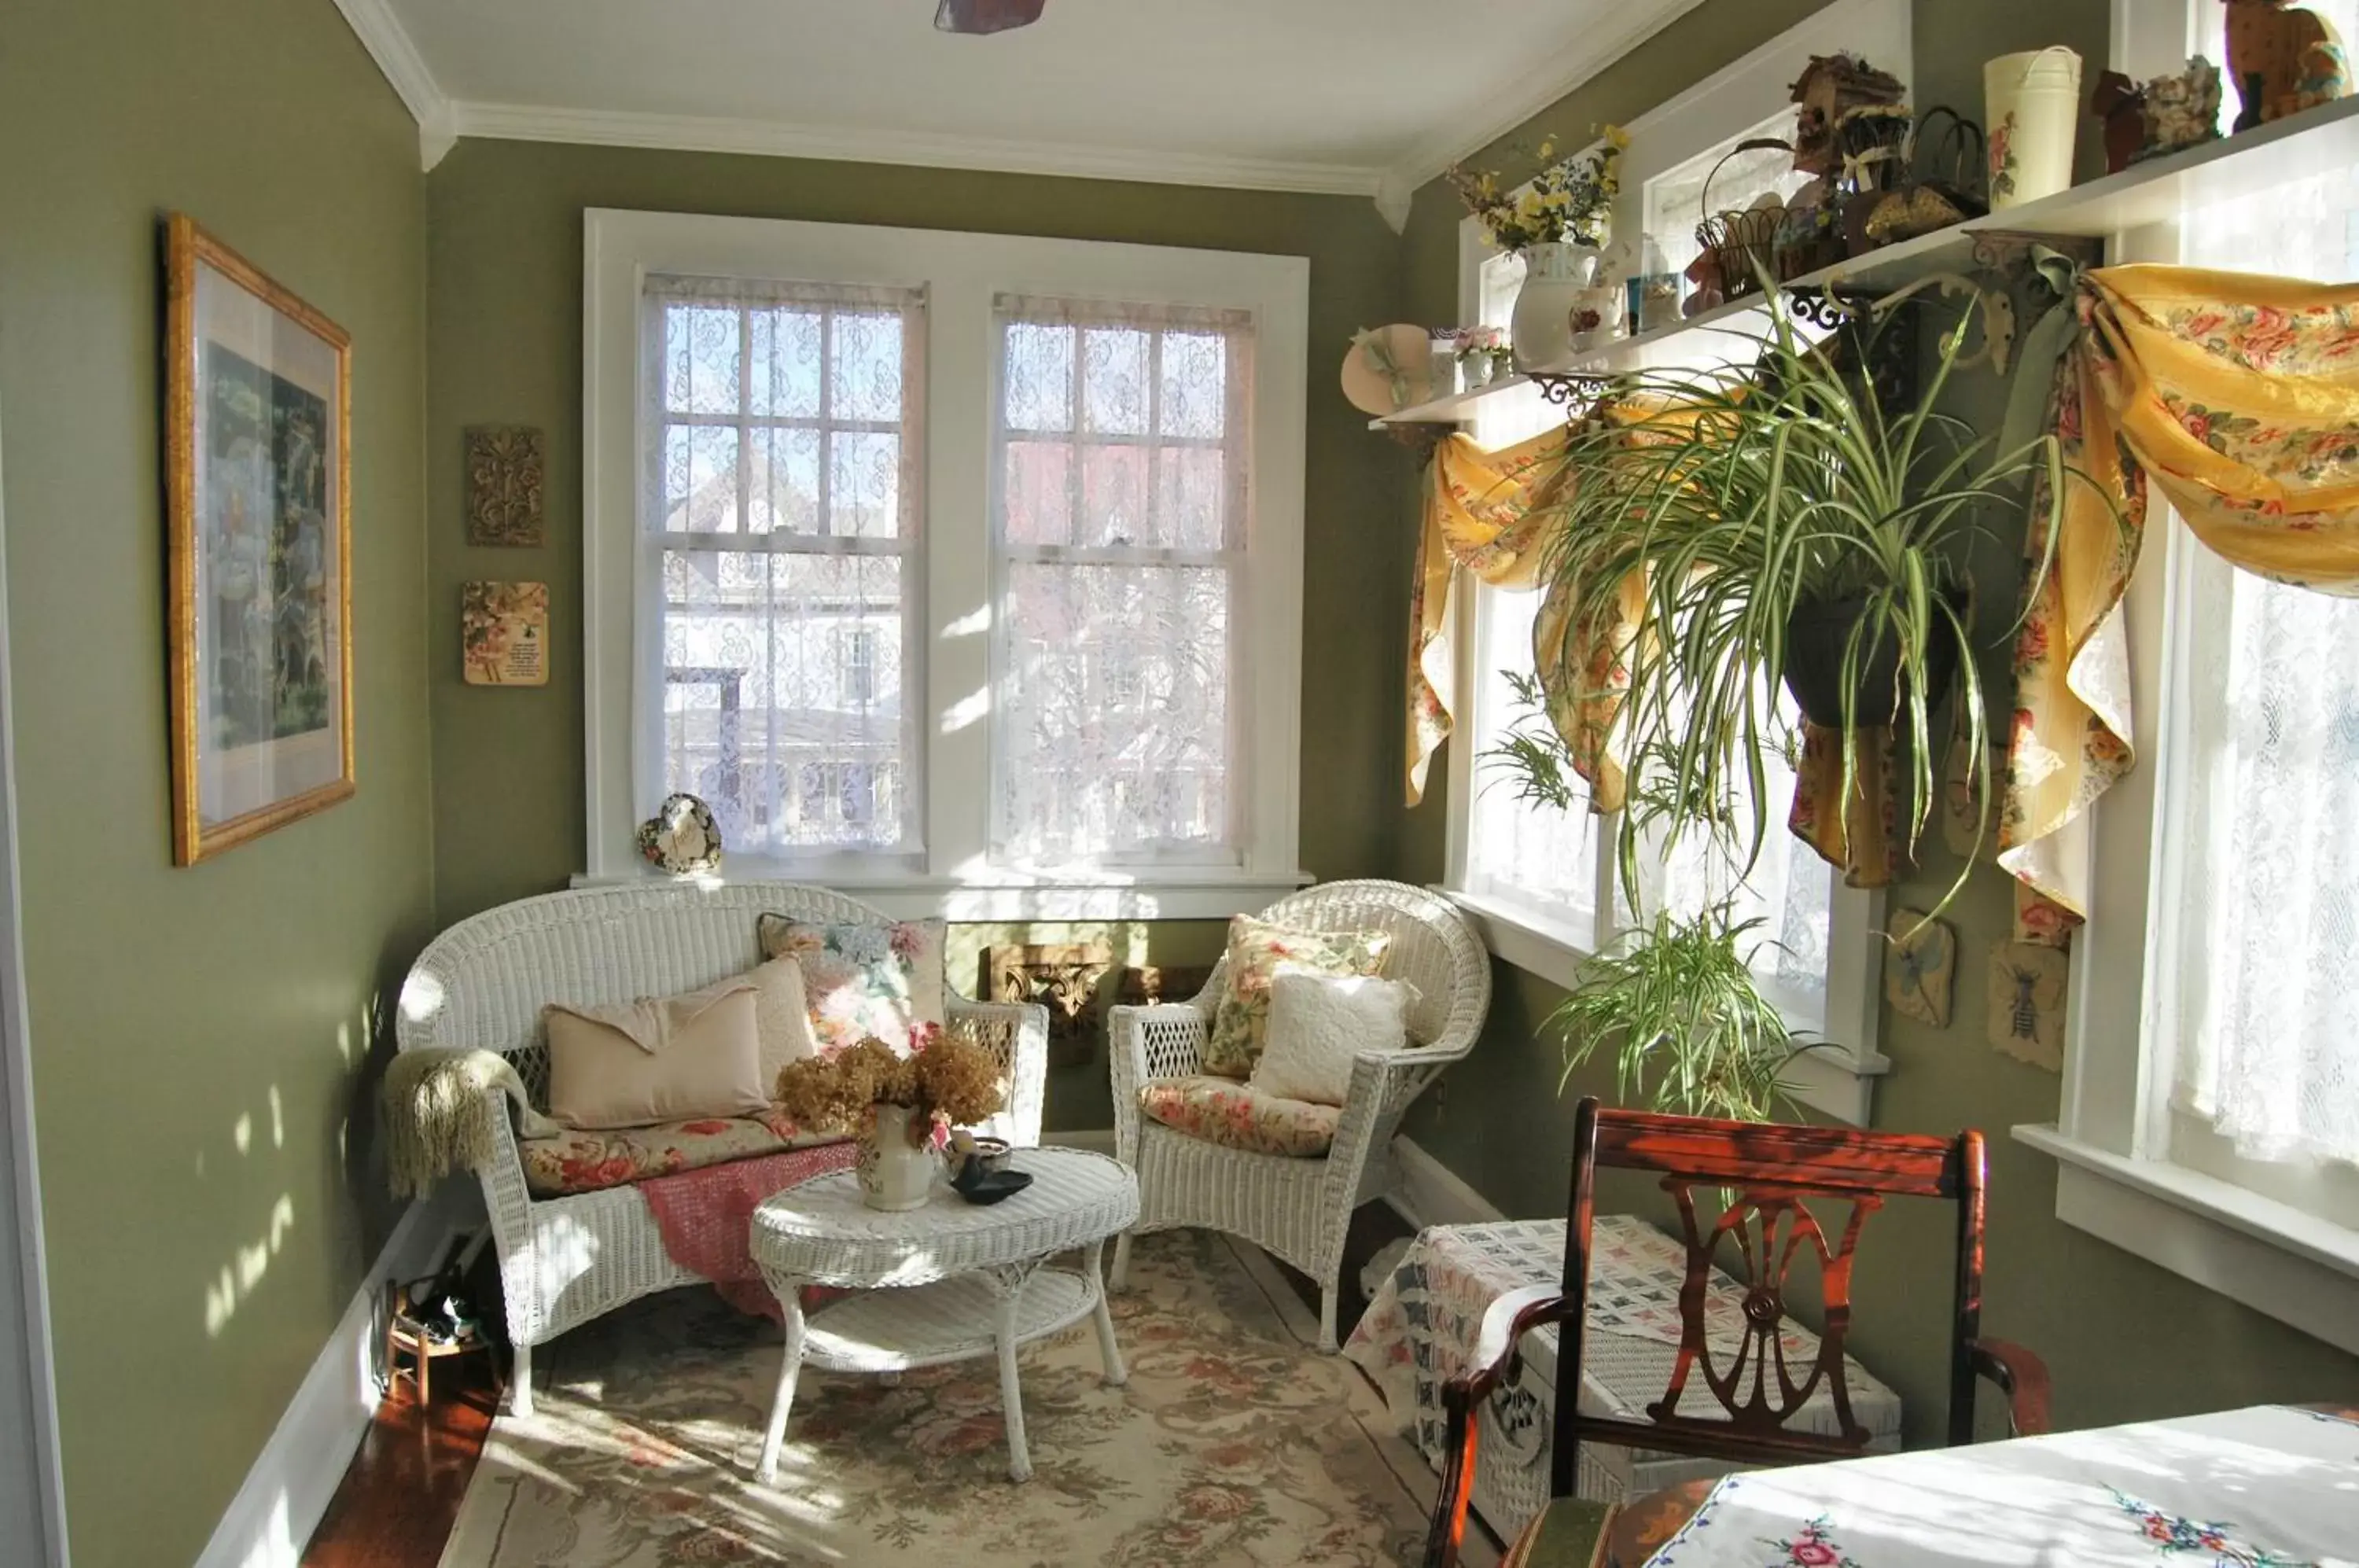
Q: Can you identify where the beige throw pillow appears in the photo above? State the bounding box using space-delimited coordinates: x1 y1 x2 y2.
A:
1249 970 1418 1106
747 955 820 1089
544 977 769 1130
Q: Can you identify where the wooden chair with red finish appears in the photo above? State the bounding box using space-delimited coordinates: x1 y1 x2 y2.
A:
1423 1097 2052 1568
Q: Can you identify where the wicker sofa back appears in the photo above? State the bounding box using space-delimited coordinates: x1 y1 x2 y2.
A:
392 880 1048 1415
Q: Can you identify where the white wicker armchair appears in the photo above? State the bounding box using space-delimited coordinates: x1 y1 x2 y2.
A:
393 882 1047 1415
1108 880 1490 1351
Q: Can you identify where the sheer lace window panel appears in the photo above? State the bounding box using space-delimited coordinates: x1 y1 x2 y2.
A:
990 295 1250 866
642 274 923 856
2158 167 2359 1171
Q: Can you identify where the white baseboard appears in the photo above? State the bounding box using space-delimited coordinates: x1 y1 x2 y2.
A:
1045 1127 1116 1155
1388 1136 1505 1231
194 1183 478 1568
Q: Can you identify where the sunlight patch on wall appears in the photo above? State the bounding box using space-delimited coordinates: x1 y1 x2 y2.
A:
204 1192 296 1337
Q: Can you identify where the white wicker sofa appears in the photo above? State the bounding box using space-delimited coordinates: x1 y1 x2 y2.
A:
393 882 1047 1415
1109 880 1489 1351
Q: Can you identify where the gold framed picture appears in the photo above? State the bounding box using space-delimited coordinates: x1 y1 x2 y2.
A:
166 215 354 865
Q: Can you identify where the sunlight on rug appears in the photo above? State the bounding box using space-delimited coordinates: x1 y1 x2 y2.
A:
441 1229 1473 1566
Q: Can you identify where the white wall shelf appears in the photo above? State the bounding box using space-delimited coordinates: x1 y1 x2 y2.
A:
1375 92 2359 430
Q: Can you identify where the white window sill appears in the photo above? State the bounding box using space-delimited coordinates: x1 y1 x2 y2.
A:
1437 885 1889 1127
569 866 1311 922
2013 1123 2359 1356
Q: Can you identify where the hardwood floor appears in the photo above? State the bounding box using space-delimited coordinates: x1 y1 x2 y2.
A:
300 1352 500 1568
298 1204 1419 1566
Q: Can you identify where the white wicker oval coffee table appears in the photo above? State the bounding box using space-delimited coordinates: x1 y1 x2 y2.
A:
749 1146 1139 1485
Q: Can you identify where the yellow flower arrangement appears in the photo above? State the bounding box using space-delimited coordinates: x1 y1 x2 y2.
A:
1448 125 1626 253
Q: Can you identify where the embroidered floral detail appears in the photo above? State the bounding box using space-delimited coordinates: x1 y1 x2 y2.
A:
2111 1489 2317 1567
1759 1516 1862 1568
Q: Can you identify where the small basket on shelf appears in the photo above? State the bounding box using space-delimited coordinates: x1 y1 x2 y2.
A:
1860 105 1989 249
1695 138 1794 304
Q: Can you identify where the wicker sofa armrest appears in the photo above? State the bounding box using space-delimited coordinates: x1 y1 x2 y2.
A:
948 996 1048 1147
1109 1001 1210 1164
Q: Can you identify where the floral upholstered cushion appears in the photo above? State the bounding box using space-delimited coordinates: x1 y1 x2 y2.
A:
1201 913 1391 1078
756 915 947 1058
518 1106 846 1198
1137 1075 1341 1158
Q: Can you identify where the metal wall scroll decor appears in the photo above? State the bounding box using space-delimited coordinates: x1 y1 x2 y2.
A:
984 943 1115 1069
465 425 546 547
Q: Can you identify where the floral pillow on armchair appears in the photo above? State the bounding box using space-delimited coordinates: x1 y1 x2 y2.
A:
1200 912 1391 1078
756 915 948 1058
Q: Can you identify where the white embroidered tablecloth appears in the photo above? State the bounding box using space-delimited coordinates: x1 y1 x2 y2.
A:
1643 1404 2357 1568
1343 1216 1903 1538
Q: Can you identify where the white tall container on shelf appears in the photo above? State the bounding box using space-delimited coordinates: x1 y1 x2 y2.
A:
1985 47 2084 208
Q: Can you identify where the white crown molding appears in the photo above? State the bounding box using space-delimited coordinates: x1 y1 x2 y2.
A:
1373 0 1710 227
328 0 457 167
448 101 1386 198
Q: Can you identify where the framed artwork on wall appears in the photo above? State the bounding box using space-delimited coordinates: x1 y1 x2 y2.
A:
165 214 354 865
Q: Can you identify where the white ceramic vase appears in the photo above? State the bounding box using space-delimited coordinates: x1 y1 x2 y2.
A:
857 1103 937 1212
1511 242 1599 370
1985 47 2083 209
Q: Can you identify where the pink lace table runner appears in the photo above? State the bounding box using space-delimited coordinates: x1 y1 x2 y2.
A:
639 1142 859 1319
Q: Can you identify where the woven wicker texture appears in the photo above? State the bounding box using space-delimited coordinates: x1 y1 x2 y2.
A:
1110 880 1491 1350
393 882 1050 1416
751 1149 1139 1290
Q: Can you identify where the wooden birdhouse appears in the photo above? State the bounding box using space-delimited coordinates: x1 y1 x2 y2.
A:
1789 53 1908 178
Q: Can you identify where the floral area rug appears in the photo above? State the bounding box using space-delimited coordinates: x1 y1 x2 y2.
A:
441 1229 1470 1566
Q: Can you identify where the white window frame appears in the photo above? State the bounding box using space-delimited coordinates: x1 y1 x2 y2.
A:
1437 0 1910 1126
584 209 1310 919
2011 0 2359 1358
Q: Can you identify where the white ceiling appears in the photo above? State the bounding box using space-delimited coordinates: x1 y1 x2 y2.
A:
339 0 1703 215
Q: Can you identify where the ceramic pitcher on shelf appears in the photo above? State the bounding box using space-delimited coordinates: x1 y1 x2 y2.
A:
1985 46 2083 208
1511 241 1599 371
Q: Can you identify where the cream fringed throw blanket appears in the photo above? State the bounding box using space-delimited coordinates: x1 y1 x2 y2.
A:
383 1048 561 1198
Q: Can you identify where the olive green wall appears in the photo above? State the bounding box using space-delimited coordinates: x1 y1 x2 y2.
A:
0 2 433 1564
1396 0 2359 1439
424 140 1415 926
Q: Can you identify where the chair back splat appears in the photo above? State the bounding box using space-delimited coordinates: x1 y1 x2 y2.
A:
1426 1098 2044 1568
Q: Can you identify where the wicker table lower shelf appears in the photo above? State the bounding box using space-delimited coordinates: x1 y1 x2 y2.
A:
749 1147 1140 1485
800 1267 1098 1373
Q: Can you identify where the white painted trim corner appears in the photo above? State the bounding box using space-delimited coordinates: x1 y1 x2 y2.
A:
1388 1136 1506 1232
325 0 456 168
2013 1123 2359 1357
193 1187 477 1568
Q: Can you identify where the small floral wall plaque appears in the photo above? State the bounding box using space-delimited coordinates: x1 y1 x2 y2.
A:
465 425 545 547
461 581 548 686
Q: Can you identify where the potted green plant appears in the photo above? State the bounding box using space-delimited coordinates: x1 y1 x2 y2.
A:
1551 903 1821 1121
1525 289 2078 915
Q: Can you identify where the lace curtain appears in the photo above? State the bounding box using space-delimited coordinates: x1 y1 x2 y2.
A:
642 274 925 855
2159 169 2359 1166
990 294 1252 866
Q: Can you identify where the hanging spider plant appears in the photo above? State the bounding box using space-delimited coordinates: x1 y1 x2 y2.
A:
1518 285 2077 918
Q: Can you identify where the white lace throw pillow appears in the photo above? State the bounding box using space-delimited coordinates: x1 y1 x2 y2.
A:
1249 970 1419 1107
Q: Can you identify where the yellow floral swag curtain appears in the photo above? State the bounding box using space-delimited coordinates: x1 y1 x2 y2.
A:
1405 427 1570 804
1999 264 2359 939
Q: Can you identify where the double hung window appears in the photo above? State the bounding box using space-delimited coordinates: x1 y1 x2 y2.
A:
585 213 1308 918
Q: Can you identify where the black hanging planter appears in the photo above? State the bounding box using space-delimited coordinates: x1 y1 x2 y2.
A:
1780 591 1963 729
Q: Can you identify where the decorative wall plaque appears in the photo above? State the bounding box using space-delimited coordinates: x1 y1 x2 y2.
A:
1882 908 1956 1029
983 942 1114 1069
465 425 546 547
1117 964 1216 1010
1985 942 2068 1071
461 581 549 686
